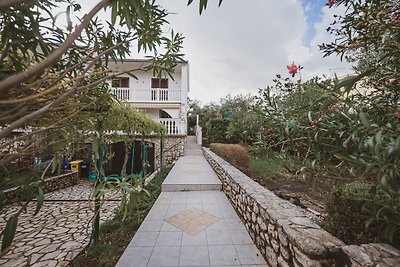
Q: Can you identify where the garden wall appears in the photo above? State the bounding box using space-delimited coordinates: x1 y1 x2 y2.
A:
3 171 78 205
203 148 400 267
149 136 186 169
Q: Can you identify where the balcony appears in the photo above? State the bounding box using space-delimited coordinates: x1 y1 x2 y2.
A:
103 118 185 136
159 118 185 135
111 88 182 102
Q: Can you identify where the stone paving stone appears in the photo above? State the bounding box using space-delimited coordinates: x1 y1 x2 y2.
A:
0 181 120 266
234 244 266 265
181 231 207 246
148 246 180 267
115 137 269 267
208 244 241 266
155 232 182 247
117 246 153 267
179 245 209 266
129 231 159 247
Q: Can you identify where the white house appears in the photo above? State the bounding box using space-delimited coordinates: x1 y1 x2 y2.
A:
107 59 189 136
107 59 189 170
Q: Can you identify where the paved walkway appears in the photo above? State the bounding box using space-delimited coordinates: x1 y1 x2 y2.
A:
0 181 119 267
117 136 268 267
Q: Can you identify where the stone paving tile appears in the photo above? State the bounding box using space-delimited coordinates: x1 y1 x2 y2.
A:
0 181 120 267
117 138 268 267
117 191 268 267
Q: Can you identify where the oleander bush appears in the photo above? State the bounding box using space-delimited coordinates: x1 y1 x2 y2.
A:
254 0 400 247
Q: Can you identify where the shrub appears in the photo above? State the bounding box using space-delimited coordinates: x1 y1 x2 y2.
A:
206 118 230 144
202 137 210 148
226 111 264 145
210 143 250 171
323 182 400 248
323 183 378 245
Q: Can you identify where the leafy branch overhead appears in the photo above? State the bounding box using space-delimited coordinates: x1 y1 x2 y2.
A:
0 0 216 254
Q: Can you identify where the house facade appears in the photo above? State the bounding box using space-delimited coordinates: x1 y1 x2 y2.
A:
107 59 189 169
108 59 189 136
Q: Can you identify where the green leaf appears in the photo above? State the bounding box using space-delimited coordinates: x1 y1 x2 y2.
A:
1 215 18 252
366 136 374 148
364 218 375 229
314 131 319 142
66 5 72 31
334 68 376 92
380 175 388 187
375 130 383 146
51 157 57 174
0 191 4 212
34 187 44 216
359 112 370 128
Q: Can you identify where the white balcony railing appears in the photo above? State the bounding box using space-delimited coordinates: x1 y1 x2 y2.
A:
103 119 186 136
159 118 185 135
112 88 130 101
111 88 182 102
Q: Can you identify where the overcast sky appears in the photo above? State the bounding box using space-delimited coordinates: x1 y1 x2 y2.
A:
73 0 353 105
155 0 353 104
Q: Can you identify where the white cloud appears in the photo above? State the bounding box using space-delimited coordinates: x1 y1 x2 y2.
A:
157 0 354 104
59 0 354 104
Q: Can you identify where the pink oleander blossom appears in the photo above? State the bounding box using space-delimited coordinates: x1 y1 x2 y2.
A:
327 0 336 8
287 63 298 77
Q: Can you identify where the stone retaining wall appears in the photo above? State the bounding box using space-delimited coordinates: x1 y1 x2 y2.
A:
203 148 400 267
4 171 78 205
149 136 185 169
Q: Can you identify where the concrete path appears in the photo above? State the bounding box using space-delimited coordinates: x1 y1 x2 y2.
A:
117 136 268 267
0 181 119 267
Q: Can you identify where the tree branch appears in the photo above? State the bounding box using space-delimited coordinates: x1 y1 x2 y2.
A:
0 0 110 92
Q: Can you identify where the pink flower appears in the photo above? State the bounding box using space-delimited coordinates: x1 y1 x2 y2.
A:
391 13 400 21
388 78 398 84
287 63 298 77
327 0 336 8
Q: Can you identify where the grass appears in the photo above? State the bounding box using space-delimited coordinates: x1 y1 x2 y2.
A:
249 151 303 180
71 166 172 267
250 154 285 180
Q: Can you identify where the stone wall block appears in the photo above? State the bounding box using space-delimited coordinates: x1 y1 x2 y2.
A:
265 245 278 267
271 237 280 253
277 255 291 267
202 148 400 267
278 227 289 247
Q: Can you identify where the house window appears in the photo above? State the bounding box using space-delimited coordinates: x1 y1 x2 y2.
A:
151 78 168 88
112 77 129 88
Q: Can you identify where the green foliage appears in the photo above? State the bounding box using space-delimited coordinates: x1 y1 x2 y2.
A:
206 118 230 144
324 183 377 245
102 101 165 137
226 111 264 145
71 165 172 267
210 143 250 171
250 151 293 180
0 0 215 253
256 1 400 242
1 215 18 254
323 183 399 248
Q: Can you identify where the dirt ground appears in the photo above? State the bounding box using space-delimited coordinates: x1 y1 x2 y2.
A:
249 173 332 223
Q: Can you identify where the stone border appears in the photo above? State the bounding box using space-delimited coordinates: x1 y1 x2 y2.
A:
3 171 78 205
203 148 400 267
